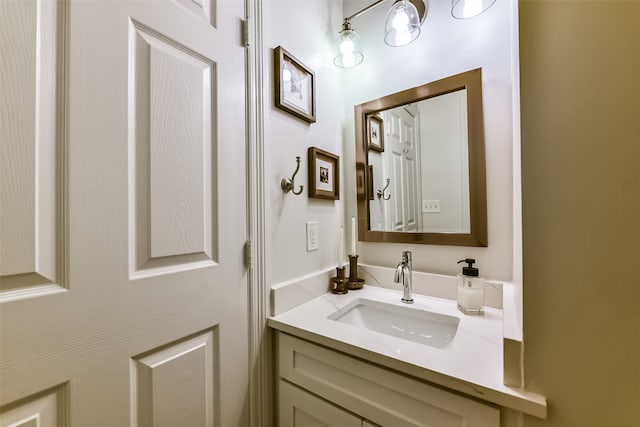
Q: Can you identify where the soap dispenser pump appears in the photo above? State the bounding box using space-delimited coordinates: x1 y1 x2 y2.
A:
456 258 485 315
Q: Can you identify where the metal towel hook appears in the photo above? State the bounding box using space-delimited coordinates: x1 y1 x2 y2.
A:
281 157 304 195
377 179 391 200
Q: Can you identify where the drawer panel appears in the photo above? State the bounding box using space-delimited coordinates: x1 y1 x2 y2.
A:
278 332 499 427
278 380 361 427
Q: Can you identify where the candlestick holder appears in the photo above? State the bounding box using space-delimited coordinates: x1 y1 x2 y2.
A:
347 255 364 290
330 266 348 294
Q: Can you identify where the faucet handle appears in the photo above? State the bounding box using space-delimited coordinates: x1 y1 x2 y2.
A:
394 262 403 282
402 250 412 263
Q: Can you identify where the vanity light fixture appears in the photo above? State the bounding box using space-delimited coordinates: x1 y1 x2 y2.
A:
333 0 428 69
451 0 496 19
334 19 364 68
334 0 497 68
384 0 422 47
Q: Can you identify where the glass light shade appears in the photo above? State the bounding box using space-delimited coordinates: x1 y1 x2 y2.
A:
384 0 421 47
334 27 364 68
451 0 496 19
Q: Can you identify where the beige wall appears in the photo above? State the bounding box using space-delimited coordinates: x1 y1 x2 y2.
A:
519 1 640 426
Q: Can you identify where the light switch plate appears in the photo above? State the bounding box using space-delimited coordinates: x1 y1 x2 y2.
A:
306 222 319 251
422 199 441 213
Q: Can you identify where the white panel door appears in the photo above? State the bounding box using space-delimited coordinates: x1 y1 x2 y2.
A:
0 0 248 426
383 107 421 232
399 106 420 232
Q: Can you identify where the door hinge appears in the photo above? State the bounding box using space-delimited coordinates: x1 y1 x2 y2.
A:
242 18 250 48
244 239 252 269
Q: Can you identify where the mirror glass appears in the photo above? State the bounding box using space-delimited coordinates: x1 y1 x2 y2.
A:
355 69 487 247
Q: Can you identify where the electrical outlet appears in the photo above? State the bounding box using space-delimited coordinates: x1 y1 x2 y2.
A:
422 199 441 213
306 221 319 251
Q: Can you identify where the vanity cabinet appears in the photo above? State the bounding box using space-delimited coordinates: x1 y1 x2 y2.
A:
276 332 499 427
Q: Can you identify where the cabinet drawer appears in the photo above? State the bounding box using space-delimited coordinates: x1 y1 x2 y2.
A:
277 332 499 427
279 380 362 427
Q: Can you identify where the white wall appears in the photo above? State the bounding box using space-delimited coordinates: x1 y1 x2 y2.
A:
342 0 519 282
264 0 521 287
264 0 347 285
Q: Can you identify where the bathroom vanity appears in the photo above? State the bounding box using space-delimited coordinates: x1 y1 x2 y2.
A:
268 285 546 426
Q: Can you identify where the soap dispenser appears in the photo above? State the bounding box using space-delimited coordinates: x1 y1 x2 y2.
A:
456 258 485 315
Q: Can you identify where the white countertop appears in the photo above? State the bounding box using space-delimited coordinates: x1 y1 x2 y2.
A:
268 285 546 418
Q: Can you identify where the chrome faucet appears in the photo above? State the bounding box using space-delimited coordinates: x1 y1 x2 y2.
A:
394 251 413 304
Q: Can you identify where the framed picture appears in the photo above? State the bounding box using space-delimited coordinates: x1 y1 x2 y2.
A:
274 46 316 123
367 115 384 152
308 147 339 200
367 165 374 200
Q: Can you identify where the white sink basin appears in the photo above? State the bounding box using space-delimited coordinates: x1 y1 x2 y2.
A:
328 298 459 349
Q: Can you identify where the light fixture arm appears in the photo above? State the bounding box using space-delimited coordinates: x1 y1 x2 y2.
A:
334 0 427 69
345 0 388 22
344 0 428 27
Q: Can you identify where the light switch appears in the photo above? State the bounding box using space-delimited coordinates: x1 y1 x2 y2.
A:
306 222 319 251
422 199 441 213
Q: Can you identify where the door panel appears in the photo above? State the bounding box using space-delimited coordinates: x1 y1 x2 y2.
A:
131 329 217 427
0 1 248 426
129 18 217 275
387 112 404 231
401 117 419 231
0 0 66 301
0 384 66 427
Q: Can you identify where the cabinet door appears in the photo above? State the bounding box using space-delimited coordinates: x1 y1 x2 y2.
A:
279 380 361 427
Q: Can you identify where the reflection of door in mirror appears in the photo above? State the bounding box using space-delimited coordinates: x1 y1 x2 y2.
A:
385 105 421 232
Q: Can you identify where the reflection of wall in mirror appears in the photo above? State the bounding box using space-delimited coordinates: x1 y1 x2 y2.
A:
419 90 470 233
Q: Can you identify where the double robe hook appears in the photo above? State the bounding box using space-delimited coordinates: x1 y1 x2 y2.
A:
377 178 391 200
281 157 304 195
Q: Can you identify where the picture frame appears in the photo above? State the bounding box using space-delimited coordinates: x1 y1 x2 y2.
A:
368 165 374 200
308 147 339 200
274 46 316 123
367 114 384 152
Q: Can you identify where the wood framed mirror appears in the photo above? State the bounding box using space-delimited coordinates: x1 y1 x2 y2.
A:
355 68 487 246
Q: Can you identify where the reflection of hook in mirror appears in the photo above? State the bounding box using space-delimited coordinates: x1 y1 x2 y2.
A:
281 156 304 195
377 179 391 200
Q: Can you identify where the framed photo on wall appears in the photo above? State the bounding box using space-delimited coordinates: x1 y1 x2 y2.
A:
308 147 339 200
367 114 384 152
274 46 316 123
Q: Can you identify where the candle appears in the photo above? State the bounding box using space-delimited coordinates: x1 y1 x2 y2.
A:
351 217 356 256
338 226 345 267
